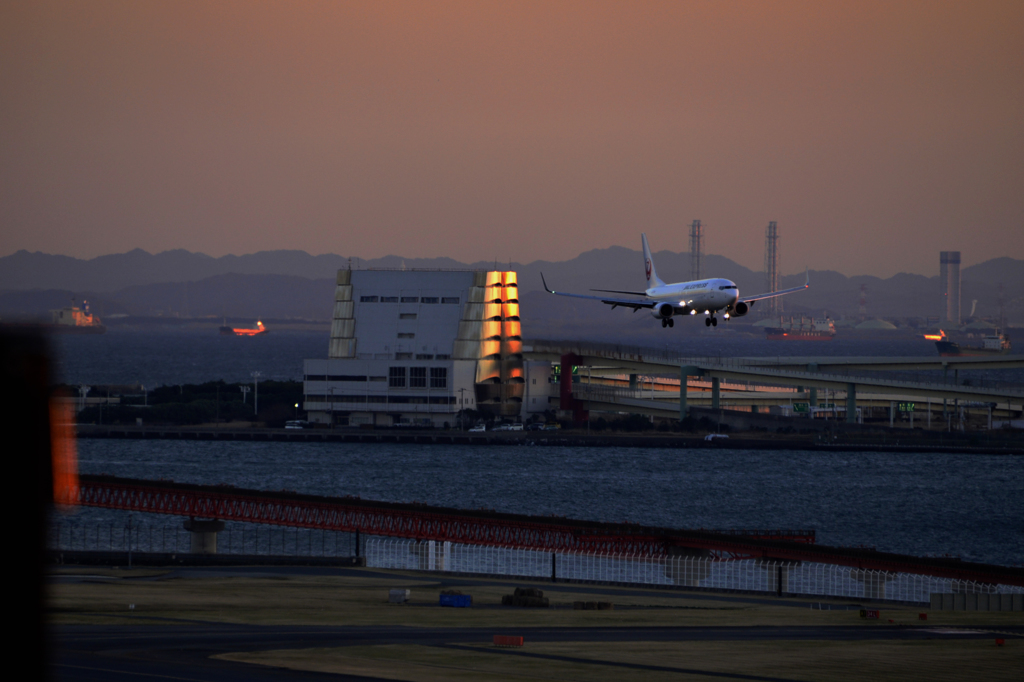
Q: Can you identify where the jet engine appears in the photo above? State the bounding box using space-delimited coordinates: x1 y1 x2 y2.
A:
731 301 749 317
650 303 674 320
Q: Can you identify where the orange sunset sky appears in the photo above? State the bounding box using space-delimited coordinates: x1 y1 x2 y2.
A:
2 1 1021 277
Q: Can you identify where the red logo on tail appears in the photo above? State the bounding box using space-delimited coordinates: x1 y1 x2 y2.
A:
645 259 652 280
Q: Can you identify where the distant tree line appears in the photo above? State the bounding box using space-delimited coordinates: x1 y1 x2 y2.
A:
72 380 303 428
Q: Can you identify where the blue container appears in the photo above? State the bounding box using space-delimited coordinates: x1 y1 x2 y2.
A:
439 594 472 608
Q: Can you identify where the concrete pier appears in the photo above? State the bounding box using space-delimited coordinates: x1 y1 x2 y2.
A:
183 519 224 554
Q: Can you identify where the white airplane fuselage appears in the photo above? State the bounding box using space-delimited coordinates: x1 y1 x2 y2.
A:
646 278 739 316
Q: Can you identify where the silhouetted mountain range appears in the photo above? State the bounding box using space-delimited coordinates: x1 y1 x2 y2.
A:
1 248 1021 325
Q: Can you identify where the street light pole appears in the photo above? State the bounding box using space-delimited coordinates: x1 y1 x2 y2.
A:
461 387 466 430
251 371 262 414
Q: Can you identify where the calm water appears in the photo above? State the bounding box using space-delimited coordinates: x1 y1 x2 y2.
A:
70 439 1024 567
50 328 1024 567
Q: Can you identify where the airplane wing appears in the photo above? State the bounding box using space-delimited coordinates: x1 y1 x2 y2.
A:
541 273 655 311
740 270 810 304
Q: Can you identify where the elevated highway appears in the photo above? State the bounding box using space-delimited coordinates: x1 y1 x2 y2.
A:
524 340 1024 422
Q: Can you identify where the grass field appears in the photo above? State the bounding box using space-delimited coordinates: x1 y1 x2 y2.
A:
50 566 1023 680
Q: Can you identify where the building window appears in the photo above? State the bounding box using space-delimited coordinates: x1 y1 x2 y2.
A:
360 295 379 302
381 296 399 302
398 333 415 339
430 367 447 388
416 354 433 360
401 296 419 303
421 297 439 304
435 354 450 360
442 297 460 304
399 313 417 320
389 367 406 387
395 352 412 360
369 376 386 382
410 367 427 388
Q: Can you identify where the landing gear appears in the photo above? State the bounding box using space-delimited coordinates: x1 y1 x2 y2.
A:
705 316 718 327
661 318 675 328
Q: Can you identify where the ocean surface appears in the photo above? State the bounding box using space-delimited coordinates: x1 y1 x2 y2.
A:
70 439 1024 567
49 327 1024 567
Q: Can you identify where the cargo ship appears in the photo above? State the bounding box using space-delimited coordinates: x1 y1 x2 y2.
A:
763 316 835 341
934 331 1011 356
47 300 106 334
219 319 268 336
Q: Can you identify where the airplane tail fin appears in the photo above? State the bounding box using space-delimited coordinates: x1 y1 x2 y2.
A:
641 233 666 289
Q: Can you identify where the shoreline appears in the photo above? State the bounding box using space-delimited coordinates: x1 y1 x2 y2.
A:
76 424 1023 455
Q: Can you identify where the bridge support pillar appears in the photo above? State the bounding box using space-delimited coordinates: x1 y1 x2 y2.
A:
629 374 638 390
679 371 688 420
851 570 897 600
679 366 702 421
184 518 224 554
711 377 720 410
757 559 799 595
846 383 857 424
560 353 587 423
809 387 818 415
410 540 450 571
664 547 714 586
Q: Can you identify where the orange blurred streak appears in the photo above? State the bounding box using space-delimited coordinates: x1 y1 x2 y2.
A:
923 330 946 341
50 395 79 506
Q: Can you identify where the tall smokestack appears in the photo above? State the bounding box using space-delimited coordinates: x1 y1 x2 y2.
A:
939 251 961 325
689 220 703 281
764 221 780 317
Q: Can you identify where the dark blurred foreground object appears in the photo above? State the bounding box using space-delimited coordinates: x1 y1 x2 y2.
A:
2 326 78 681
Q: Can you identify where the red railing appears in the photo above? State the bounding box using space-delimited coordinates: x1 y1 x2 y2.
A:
65 474 1024 586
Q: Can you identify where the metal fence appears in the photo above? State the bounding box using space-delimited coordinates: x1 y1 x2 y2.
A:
48 523 1023 604
364 537 1024 605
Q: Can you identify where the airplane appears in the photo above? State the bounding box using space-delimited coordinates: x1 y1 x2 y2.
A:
541 233 809 329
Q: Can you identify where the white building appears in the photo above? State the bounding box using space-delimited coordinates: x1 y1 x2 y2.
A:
303 269 551 427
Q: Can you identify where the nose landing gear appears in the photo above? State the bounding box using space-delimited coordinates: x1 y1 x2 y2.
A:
705 316 718 327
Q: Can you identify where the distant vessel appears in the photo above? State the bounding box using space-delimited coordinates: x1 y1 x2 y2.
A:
935 331 1011 356
763 316 835 341
47 300 105 334
219 319 268 336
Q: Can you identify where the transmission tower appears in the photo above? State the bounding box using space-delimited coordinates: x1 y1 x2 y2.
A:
763 221 781 318
689 220 703 281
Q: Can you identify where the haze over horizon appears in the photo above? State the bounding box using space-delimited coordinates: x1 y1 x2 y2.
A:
3 1 1022 279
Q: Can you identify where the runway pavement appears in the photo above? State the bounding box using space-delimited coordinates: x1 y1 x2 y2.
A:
50 565 1023 681
53 619 1020 681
